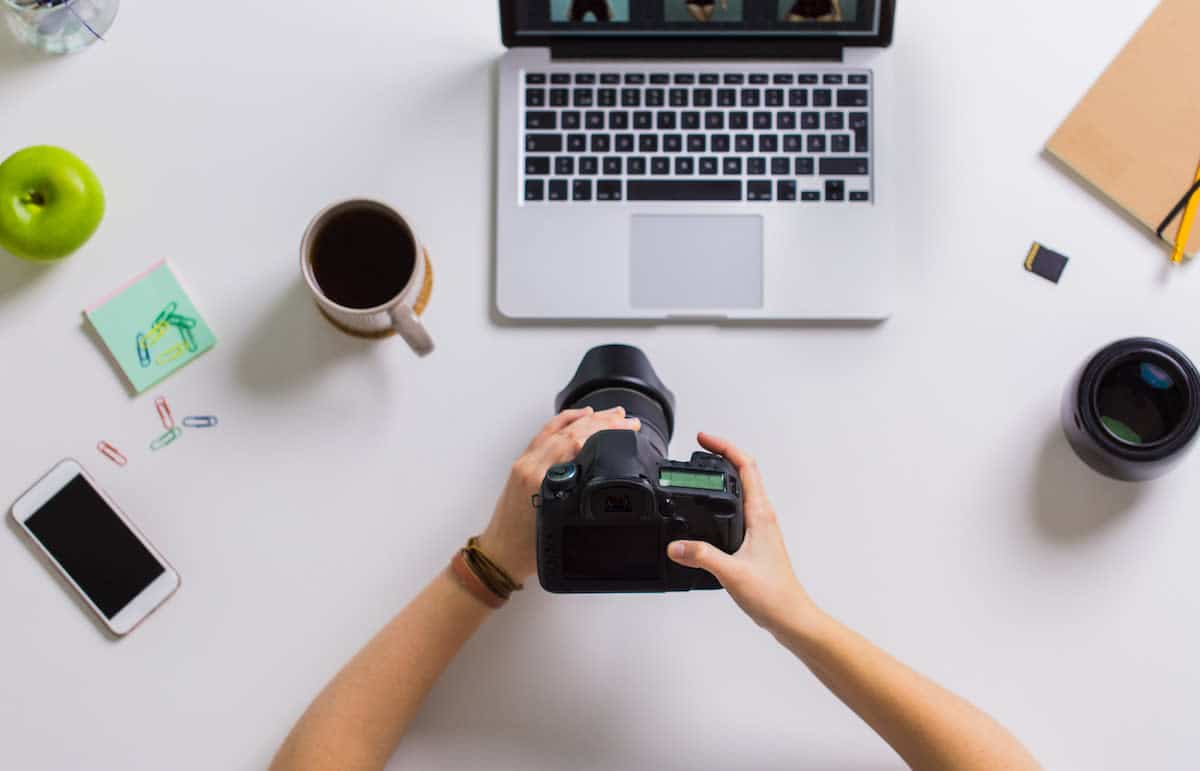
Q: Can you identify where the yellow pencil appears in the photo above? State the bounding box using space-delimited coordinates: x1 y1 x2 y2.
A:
1171 160 1200 263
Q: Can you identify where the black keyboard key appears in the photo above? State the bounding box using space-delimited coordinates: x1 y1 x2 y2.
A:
705 111 725 130
778 180 797 200
687 134 706 152
633 111 652 129
778 112 796 130
675 157 694 175
526 133 563 152
740 89 760 107
735 134 754 152
639 134 658 152
525 157 550 175
526 73 546 84
567 134 586 152
628 180 742 201
717 88 737 107
525 89 546 107
801 190 821 201
823 73 843 84
550 88 569 107
586 111 605 129
759 135 778 153
590 134 611 152
765 89 784 107
573 179 592 200
615 133 634 152
850 112 869 152
813 89 832 107
819 157 869 175
748 157 766 175
598 88 617 107
628 157 647 175
700 73 719 84
551 73 571 84
646 88 665 106
693 89 713 107
573 88 594 107
624 73 646 84
555 156 574 175
609 111 629 129
600 73 620 84
807 135 826 152
788 88 809 107
748 180 771 200
825 179 845 201
656 112 677 130
621 88 641 107
525 179 544 200
850 191 870 201
652 157 670 175
830 135 850 153
837 89 869 107
825 112 844 130
699 157 718 175
801 111 820 130
773 73 795 84
562 111 581 129
579 157 598 175
526 111 557 129
650 73 670 84
682 111 700 130
597 180 622 200
670 88 689 107
723 157 742 175
723 73 744 84
849 74 868 84
749 74 769 84
753 111 772 130
796 157 814 175
575 73 596 84
548 179 568 200
730 111 748 129
783 134 803 152
663 134 682 152
797 74 819 84
674 73 695 84
712 134 731 152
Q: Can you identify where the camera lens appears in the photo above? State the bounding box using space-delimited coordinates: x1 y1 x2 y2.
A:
1095 358 1188 446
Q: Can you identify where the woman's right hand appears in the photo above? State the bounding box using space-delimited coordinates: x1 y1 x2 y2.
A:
667 433 818 636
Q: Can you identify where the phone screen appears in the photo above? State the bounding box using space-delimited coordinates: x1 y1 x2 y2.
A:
25 475 165 619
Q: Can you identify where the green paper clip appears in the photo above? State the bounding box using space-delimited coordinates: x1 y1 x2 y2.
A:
150 426 182 450
153 301 179 327
167 312 197 330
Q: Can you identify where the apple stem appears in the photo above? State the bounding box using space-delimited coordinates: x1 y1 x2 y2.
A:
23 190 45 206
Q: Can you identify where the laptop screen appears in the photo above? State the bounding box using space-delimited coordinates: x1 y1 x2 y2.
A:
512 0 882 38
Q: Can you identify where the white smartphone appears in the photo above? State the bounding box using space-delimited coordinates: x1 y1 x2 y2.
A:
10 458 180 636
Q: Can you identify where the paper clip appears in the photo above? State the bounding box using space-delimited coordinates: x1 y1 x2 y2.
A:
153 301 178 327
182 415 218 428
155 342 186 364
149 426 182 451
179 325 197 352
97 441 128 467
154 395 175 429
136 333 151 368
144 319 171 346
167 313 197 330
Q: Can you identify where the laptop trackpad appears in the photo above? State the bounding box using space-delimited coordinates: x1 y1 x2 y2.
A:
630 215 763 310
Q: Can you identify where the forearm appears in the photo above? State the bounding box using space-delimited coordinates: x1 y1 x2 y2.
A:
271 570 492 771
774 610 1040 771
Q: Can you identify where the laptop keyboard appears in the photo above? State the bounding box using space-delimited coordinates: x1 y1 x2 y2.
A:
519 69 871 204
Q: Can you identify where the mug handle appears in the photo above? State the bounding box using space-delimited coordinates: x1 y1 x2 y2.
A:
389 304 434 356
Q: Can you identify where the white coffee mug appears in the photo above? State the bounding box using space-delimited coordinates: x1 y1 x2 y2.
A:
300 199 435 356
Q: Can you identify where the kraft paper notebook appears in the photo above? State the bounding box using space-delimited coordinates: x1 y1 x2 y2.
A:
1046 0 1200 258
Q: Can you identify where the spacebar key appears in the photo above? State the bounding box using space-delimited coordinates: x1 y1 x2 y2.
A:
627 180 742 201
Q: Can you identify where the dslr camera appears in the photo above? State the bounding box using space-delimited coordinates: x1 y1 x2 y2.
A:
537 345 745 593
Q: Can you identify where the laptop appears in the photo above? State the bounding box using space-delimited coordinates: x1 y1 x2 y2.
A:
496 0 897 320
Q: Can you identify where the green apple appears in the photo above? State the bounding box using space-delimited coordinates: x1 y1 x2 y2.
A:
0 146 105 262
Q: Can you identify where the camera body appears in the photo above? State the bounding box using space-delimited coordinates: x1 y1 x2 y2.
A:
536 345 745 593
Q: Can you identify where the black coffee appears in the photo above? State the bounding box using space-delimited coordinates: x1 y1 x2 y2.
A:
311 208 416 309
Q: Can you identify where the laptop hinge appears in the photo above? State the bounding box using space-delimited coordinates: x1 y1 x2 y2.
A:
549 42 844 62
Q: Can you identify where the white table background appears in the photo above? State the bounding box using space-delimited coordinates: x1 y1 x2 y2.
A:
2 1 1197 768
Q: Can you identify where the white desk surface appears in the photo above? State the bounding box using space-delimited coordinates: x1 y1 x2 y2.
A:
2 2 1197 769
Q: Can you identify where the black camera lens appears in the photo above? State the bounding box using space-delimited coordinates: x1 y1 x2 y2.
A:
1095 358 1188 446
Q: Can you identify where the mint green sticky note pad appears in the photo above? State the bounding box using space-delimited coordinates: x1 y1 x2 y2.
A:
85 260 216 393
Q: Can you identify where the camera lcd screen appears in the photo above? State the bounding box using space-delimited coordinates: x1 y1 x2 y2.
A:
659 468 725 491
25 475 165 619
563 525 661 580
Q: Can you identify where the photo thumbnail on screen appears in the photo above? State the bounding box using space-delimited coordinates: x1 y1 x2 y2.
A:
665 0 744 24
780 0 857 22
552 0 631 23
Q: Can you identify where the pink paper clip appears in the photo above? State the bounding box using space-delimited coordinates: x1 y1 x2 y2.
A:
97 441 128 467
154 396 175 429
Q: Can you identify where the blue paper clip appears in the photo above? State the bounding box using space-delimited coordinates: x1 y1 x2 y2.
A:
144 319 171 346
179 325 197 352
156 342 186 364
149 426 182 451
167 313 197 330
182 415 218 428
153 301 178 327
136 333 151 367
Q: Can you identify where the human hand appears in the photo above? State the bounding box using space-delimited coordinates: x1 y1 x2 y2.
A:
478 406 641 584
667 433 817 634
